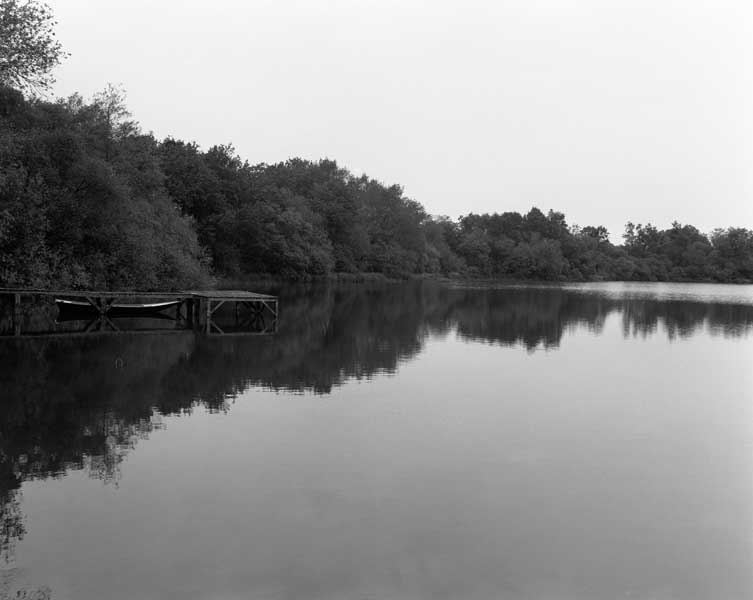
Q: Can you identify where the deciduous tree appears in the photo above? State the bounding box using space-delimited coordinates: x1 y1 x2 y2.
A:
0 0 67 94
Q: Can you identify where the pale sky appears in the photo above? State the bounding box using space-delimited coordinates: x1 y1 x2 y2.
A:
47 0 752 239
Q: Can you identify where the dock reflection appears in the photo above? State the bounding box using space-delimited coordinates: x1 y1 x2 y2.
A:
0 289 279 337
1 282 752 561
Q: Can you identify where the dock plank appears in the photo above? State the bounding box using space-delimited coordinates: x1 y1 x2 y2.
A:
186 290 277 300
0 288 277 300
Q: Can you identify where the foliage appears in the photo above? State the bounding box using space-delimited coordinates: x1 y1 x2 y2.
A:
0 0 66 94
0 84 212 289
0 8 751 287
1 80 751 287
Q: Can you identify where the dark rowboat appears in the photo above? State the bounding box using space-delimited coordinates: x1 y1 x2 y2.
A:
56 298 181 319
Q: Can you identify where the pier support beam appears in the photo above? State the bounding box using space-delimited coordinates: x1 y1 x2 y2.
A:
13 293 21 336
186 299 194 328
205 299 211 335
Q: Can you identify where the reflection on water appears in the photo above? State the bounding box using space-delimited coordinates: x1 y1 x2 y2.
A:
1 282 752 599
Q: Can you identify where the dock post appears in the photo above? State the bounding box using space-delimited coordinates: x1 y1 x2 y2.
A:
186 298 194 328
13 293 21 336
205 299 211 335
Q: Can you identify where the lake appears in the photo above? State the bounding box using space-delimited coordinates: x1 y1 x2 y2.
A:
1 282 752 600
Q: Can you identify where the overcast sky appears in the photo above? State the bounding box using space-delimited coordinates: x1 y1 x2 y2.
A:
47 0 752 239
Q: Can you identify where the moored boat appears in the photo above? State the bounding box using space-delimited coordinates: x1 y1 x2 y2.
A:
56 298 181 319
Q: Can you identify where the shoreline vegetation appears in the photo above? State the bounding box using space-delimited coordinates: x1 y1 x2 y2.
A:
1 84 752 291
1 1 752 292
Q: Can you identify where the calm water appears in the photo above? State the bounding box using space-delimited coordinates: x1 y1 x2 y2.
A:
1 282 752 600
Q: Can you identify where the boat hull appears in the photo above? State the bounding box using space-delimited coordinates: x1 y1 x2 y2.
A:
56 298 181 319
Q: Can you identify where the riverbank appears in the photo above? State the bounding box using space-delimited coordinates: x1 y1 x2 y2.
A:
217 271 753 292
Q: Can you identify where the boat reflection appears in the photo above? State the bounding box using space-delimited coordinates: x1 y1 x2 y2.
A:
1 282 752 562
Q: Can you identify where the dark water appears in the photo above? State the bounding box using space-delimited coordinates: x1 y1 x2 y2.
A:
1 282 752 600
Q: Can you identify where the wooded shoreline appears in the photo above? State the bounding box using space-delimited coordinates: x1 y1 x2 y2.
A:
2 84 752 291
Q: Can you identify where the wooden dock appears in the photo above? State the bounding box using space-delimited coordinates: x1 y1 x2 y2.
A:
187 290 279 335
0 288 279 336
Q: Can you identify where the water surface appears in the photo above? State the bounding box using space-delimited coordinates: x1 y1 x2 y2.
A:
1 282 752 599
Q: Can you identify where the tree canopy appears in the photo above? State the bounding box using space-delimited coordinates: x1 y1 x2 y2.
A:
0 3 751 288
0 0 66 94
0 83 751 288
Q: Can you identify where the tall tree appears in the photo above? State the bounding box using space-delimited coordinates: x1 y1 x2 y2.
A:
0 0 67 94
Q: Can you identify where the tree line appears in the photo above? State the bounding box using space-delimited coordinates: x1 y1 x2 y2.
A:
1 0 752 288
1 84 751 289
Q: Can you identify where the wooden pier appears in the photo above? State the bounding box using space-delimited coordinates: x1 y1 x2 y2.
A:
187 290 279 335
0 288 279 336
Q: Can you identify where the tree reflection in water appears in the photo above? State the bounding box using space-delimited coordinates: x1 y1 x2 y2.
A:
1 282 752 562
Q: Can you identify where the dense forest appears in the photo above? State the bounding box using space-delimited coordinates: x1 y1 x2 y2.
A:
1 1 751 288
1 83 752 289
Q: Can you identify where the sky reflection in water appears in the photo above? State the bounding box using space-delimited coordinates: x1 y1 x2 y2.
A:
1 282 752 600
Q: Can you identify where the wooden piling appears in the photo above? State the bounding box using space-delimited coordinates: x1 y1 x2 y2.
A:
186 298 194 327
205 299 211 335
13 293 21 336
